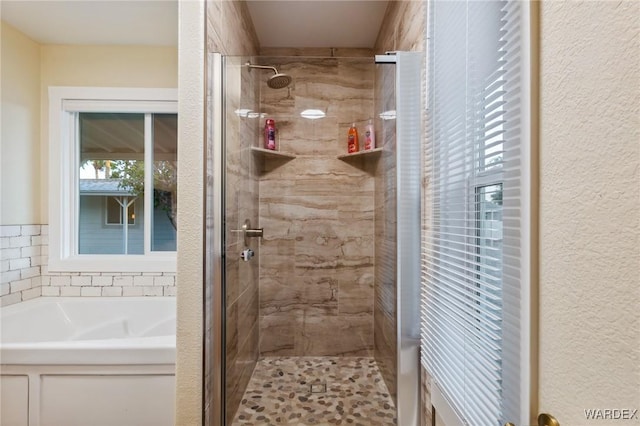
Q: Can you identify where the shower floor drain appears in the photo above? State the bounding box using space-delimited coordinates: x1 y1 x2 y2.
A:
309 383 327 393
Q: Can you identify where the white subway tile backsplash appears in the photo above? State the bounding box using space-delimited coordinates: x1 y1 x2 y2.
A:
123 286 144 296
71 276 91 287
10 279 32 293
143 286 164 296
1 224 175 306
10 236 32 248
0 226 21 237
114 276 134 287
60 287 81 297
1 270 21 284
22 287 41 301
133 276 154 287
1 292 21 307
21 225 41 236
21 245 41 257
80 287 102 297
92 276 113 287
102 286 123 296
1 248 21 260
153 276 175 287
21 267 40 280
42 286 60 296
9 258 30 270
51 276 71 287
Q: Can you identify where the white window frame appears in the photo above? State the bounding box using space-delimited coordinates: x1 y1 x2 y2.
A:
48 87 178 273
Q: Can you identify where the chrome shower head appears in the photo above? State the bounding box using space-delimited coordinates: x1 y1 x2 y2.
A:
245 62 292 89
267 73 293 89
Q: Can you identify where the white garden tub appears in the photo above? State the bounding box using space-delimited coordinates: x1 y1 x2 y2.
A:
0 297 176 426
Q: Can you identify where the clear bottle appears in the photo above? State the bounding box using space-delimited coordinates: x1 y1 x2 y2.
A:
364 119 375 150
347 123 359 153
264 119 276 150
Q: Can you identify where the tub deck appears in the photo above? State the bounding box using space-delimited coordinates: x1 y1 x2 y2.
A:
0 297 176 426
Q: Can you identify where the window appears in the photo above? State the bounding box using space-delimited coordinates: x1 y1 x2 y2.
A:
106 197 135 225
421 1 532 425
48 87 178 272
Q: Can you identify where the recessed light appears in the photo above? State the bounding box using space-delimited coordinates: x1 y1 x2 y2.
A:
300 109 326 120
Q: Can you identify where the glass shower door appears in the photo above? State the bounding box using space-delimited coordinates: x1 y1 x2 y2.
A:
204 53 261 426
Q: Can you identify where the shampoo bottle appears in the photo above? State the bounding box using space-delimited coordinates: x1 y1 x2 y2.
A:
347 123 359 153
264 119 276 150
364 119 375 150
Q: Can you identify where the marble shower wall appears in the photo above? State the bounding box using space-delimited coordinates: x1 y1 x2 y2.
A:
257 55 376 357
373 61 398 401
223 56 261 419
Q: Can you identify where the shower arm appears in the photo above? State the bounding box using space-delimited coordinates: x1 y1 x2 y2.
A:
244 62 278 75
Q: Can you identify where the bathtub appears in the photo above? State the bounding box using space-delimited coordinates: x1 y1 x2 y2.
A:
0 297 176 426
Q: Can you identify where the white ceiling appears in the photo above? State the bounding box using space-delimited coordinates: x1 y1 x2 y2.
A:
1 0 389 49
246 1 389 48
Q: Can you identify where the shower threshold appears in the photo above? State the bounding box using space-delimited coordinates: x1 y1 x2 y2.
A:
231 356 397 425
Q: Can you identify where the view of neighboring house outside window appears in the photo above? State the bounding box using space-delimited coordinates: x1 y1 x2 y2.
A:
78 112 177 255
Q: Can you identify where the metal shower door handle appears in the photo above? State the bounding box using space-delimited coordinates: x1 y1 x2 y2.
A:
231 219 263 246
245 228 263 238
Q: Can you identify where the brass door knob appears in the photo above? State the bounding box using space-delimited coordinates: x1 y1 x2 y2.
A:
539 413 560 426
504 413 559 426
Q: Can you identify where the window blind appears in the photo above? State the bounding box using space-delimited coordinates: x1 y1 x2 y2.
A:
421 1 531 425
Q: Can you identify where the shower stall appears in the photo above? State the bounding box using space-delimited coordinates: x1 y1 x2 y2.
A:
204 51 422 425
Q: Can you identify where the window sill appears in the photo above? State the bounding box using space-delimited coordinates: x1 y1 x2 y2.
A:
48 254 177 274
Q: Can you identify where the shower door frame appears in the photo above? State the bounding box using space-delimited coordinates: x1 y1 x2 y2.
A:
376 51 424 426
206 51 423 426
204 51 226 426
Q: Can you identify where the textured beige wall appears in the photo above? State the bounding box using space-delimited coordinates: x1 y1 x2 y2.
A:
539 1 639 422
40 44 178 223
175 1 206 425
1 22 41 225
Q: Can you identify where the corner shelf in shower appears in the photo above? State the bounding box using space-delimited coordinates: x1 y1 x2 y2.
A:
251 147 296 159
336 147 383 160
251 147 296 173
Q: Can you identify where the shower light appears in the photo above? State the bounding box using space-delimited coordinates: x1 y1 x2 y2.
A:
379 110 396 120
300 109 326 120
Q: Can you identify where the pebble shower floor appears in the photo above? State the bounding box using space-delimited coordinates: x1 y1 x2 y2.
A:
231 357 397 425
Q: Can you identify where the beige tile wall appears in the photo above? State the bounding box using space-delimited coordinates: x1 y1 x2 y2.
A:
257 54 376 357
